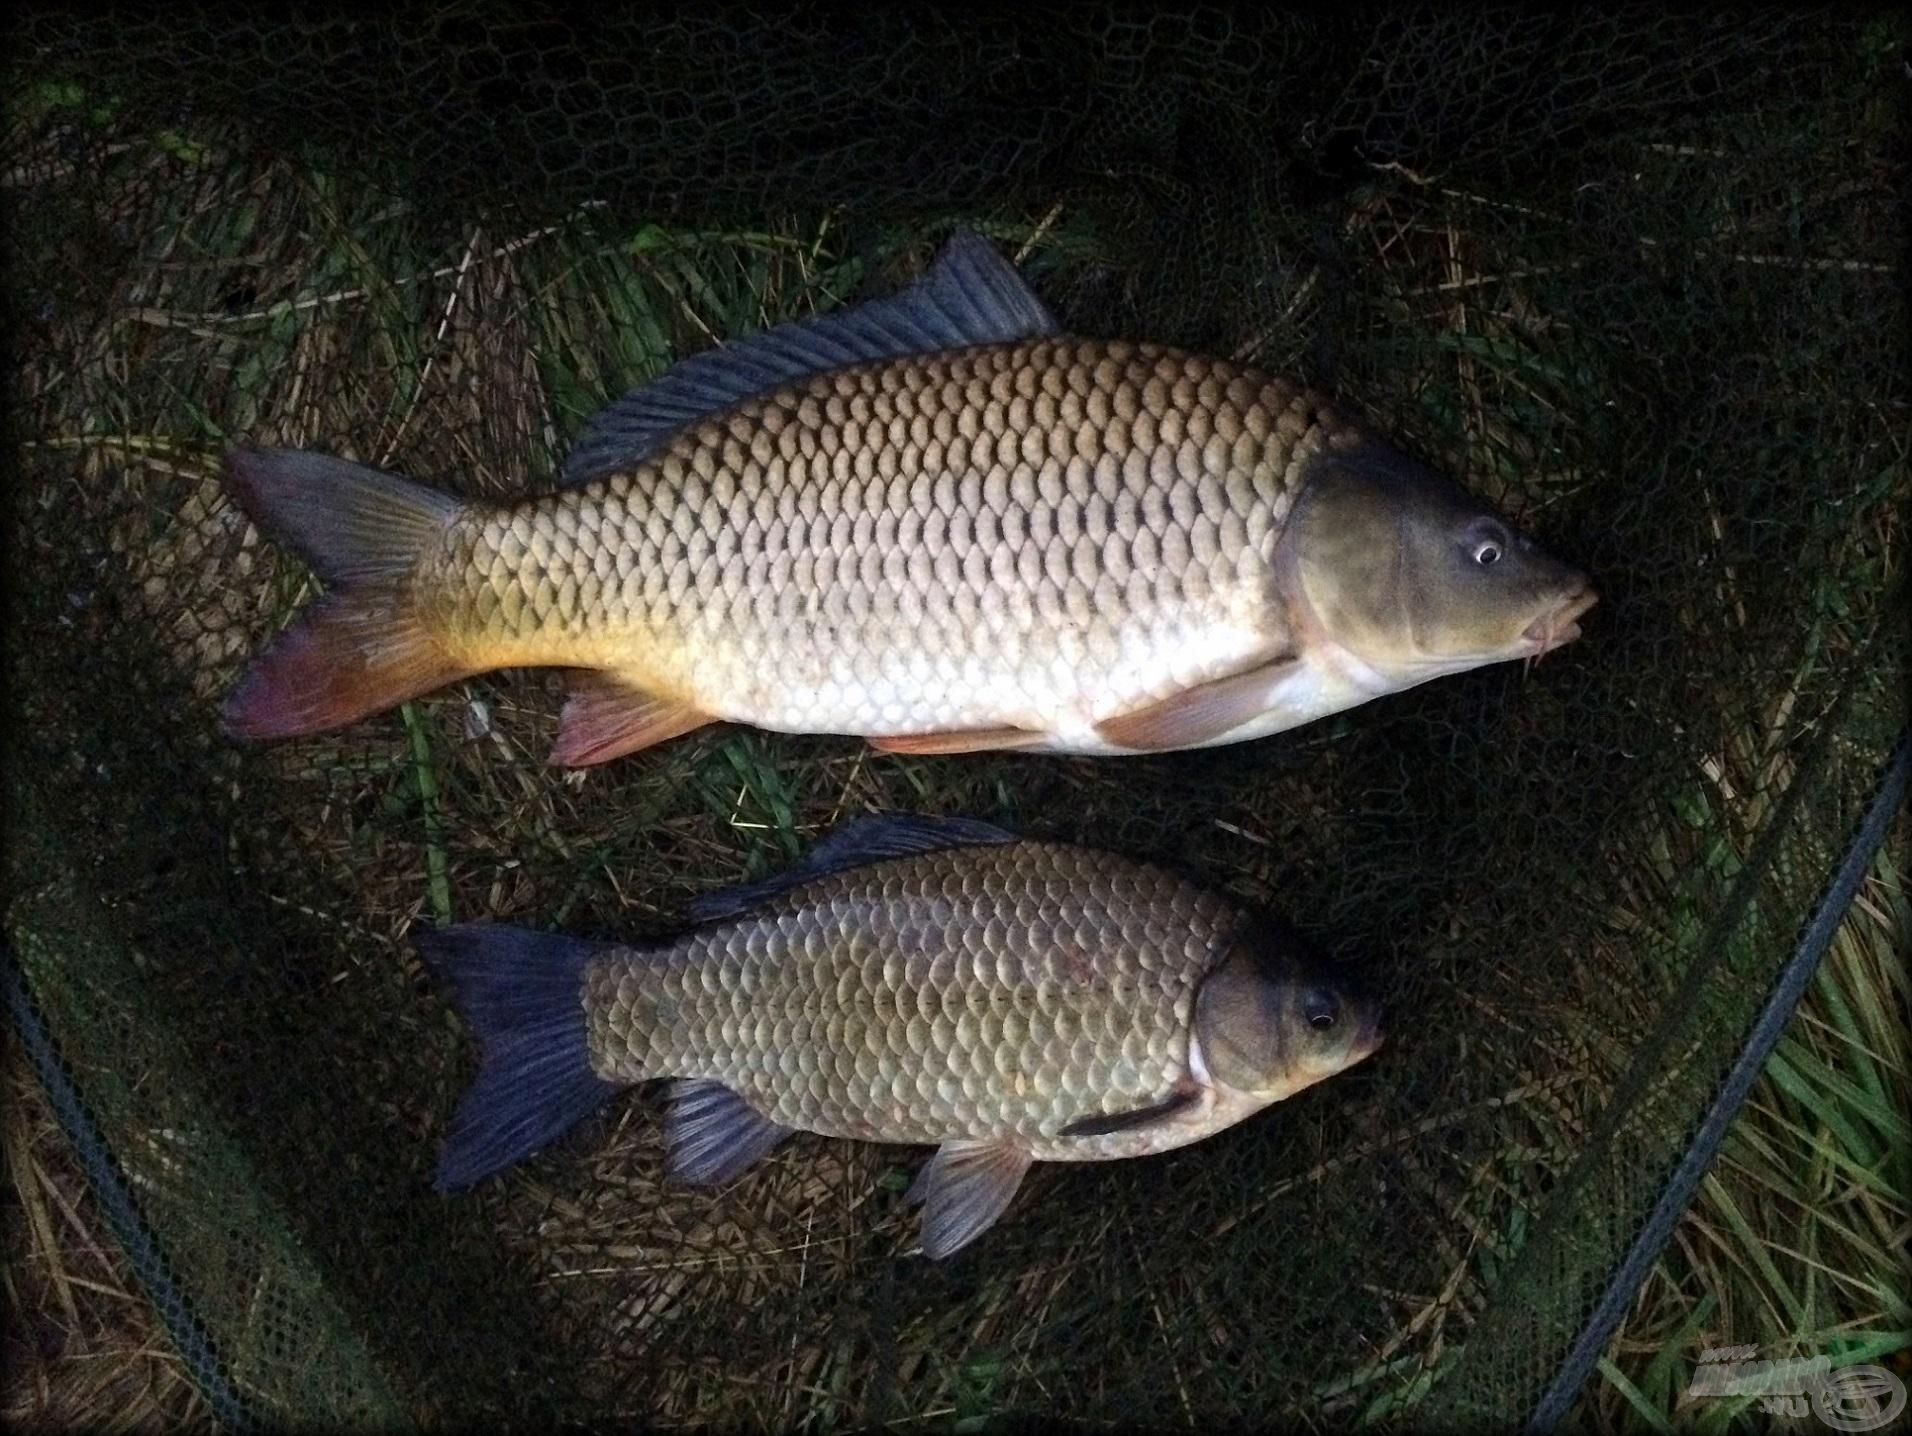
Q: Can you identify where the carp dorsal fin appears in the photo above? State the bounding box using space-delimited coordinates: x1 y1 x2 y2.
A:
688 813 1018 924
560 231 1061 486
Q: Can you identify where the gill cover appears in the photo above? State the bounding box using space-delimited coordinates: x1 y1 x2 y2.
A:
1193 935 1381 1098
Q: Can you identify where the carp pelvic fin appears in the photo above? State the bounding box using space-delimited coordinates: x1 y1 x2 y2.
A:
665 1079 794 1185
906 1139 1035 1261
560 231 1060 486
413 924 622 1192
221 447 476 740
1095 654 1303 752
1057 1088 1200 1138
549 672 716 766
868 726 1047 755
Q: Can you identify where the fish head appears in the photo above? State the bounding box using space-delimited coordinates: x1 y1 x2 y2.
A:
1280 441 1598 684
1193 932 1384 1103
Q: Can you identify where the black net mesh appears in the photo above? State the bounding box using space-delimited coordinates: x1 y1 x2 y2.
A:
5 5 1906 1428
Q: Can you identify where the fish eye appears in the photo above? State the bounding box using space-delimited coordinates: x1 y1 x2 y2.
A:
1464 519 1510 568
1303 989 1339 1031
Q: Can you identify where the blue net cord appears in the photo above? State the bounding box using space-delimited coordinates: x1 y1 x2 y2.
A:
1527 728 1912 1432
2 948 260 1434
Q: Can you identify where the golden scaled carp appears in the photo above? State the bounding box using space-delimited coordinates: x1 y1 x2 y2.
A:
222 232 1596 765
415 814 1383 1260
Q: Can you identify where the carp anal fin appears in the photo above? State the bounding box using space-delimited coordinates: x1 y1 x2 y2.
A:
414 923 622 1192
549 671 717 766
688 814 1019 923
561 231 1062 486
906 1139 1035 1261
1057 1088 1200 1138
1095 654 1304 752
665 1079 794 1185
222 447 478 740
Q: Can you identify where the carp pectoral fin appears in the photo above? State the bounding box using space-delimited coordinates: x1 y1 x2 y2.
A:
1057 1088 1199 1138
905 1139 1035 1261
665 1079 794 1186
1094 656 1303 752
549 672 716 767
868 726 1046 756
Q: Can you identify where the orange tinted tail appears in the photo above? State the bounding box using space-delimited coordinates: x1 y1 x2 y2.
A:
223 596 477 740
222 447 475 740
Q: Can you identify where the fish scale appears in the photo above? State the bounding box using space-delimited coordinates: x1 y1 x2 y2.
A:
429 340 1342 737
578 842 1236 1149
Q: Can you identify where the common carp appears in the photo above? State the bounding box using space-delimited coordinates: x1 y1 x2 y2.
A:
222 232 1595 764
417 814 1382 1259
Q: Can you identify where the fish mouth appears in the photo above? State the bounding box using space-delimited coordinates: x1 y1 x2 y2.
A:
1522 585 1600 658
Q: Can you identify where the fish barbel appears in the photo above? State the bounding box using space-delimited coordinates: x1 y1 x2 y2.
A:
416 814 1383 1259
222 232 1596 764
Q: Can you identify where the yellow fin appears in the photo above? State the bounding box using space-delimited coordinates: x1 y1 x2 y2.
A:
1094 656 1301 752
868 726 1046 756
549 672 715 766
224 595 478 741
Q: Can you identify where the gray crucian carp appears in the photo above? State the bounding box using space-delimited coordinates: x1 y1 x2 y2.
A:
417 815 1383 1260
